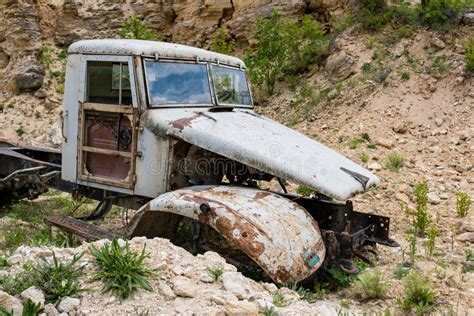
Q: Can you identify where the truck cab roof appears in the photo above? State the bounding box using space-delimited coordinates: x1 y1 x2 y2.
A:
68 39 246 68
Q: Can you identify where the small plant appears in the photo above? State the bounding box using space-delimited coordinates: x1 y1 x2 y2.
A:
313 283 329 298
364 36 376 49
361 62 372 72
211 24 235 55
398 272 436 313
272 291 291 307
58 48 67 60
0 255 8 269
286 283 315 303
0 307 13 316
354 268 388 300
15 127 25 137
119 14 157 40
34 111 41 119
404 181 431 237
33 252 85 303
348 138 365 149
38 45 53 68
466 249 474 262
340 299 351 309
296 185 314 197
429 55 450 77
420 0 463 31
394 264 409 280
400 71 410 80
455 191 471 218
465 38 474 74
407 231 417 266
359 153 369 163
361 133 371 142
3 227 27 250
0 264 37 296
383 151 405 172
90 239 154 299
22 298 42 316
367 143 377 149
262 305 278 316
425 224 438 258
206 266 224 282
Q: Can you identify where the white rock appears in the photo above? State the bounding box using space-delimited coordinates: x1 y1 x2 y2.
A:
57 297 80 313
222 272 250 299
43 303 59 316
7 254 22 265
0 290 23 315
172 276 196 298
172 266 184 275
158 283 176 300
224 300 259 315
21 286 45 307
199 272 215 283
210 295 226 305
427 192 441 205
368 162 382 171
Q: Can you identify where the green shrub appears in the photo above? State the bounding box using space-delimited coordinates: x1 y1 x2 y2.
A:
465 38 474 74
359 0 391 31
15 127 25 137
354 268 388 300
389 2 420 26
359 153 369 163
245 12 328 95
38 46 53 68
206 266 224 282
398 272 436 313
33 252 86 303
22 299 42 316
456 191 471 218
211 25 235 55
90 239 154 299
383 151 405 171
0 263 36 295
119 15 157 40
400 71 410 80
420 0 463 31
348 138 365 149
262 305 278 316
425 224 438 258
394 264 409 280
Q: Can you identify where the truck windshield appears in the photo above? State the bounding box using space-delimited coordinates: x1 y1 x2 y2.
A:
211 65 252 106
145 61 212 105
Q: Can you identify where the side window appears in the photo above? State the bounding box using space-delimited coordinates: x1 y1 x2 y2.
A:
86 61 132 105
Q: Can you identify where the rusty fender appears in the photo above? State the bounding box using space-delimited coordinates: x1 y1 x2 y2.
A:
132 185 325 284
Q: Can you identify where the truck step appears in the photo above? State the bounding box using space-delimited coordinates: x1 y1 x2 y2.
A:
45 215 118 241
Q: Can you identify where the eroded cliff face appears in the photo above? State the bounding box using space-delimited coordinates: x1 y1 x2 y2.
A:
0 0 344 95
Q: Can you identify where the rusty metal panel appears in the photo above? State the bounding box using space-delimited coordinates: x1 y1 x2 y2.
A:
133 185 325 284
142 108 380 201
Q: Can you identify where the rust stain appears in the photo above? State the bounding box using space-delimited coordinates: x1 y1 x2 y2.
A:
274 265 291 284
253 191 271 200
170 115 199 130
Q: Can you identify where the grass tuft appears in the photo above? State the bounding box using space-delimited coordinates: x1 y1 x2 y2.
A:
354 268 388 300
456 191 471 218
272 291 291 307
90 239 154 299
398 272 436 314
206 266 224 282
384 150 405 172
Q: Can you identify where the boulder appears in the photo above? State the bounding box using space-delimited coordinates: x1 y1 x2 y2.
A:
57 297 80 313
15 64 45 92
325 51 356 83
20 286 45 307
0 290 23 315
222 272 250 299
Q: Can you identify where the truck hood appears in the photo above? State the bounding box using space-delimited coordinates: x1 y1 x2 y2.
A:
142 108 380 201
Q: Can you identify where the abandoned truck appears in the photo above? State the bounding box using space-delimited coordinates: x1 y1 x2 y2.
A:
0 39 398 285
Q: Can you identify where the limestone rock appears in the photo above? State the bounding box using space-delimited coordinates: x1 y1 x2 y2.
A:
158 283 176 300
325 51 356 83
224 300 259 315
57 297 80 313
20 286 45 307
457 232 474 243
43 303 59 316
172 276 196 298
368 162 382 171
427 192 441 205
0 290 23 315
222 271 250 299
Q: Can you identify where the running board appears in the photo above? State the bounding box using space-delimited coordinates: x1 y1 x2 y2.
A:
45 215 118 241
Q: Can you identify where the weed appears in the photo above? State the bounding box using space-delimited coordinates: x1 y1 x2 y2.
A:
55 83 64 94
58 48 68 60
340 299 351 309
429 55 450 77
398 272 436 313
7 102 14 109
359 153 369 163
296 185 314 197
211 24 235 55
354 268 388 300
0 255 8 269
262 305 278 316
286 283 315 303
359 0 391 32
420 0 463 32
455 191 471 218
407 231 417 266
29 226 80 248
119 14 157 40
361 133 371 142
34 252 85 303
327 262 366 289
0 263 37 295
22 299 42 315
466 249 474 262
272 291 291 307
15 127 25 137
331 13 354 34
348 138 365 149
425 224 438 259
390 25 415 43
206 266 224 282
0 307 13 316
400 71 410 80
90 239 154 299
465 38 474 74
38 46 53 68
34 111 41 119
367 143 377 149
3 227 27 250
313 283 329 297
364 36 376 49
394 264 409 280
384 151 405 172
